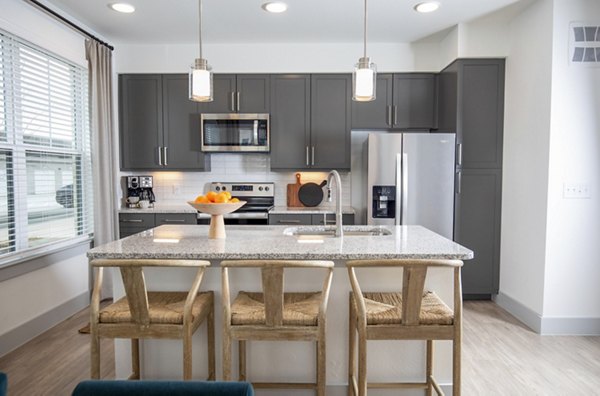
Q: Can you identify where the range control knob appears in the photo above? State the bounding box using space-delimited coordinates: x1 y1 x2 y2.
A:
215 186 221 191
265 186 270 191
222 186 227 191
258 186 264 191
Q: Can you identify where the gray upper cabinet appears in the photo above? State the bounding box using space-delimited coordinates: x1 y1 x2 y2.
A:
198 74 270 114
119 75 163 170
438 59 505 169
311 74 352 170
351 74 394 129
392 74 437 129
119 74 209 171
351 73 436 130
270 75 311 170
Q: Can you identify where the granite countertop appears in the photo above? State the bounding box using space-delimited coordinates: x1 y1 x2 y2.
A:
269 206 355 215
119 204 355 215
88 224 473 261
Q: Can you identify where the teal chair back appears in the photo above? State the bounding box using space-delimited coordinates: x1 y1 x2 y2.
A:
72 380 254 396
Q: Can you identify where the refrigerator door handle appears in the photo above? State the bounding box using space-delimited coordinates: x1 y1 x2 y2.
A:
395 153 402 226
401 153 408 224
456 170 462 194
457 143 463 166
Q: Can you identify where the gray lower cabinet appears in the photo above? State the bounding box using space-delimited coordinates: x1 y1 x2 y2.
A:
268 213 354 226
351 73 437 130
270 74 351 171
454 169 501 296
119 213 197 238
198 74 270 114
119 74 209 171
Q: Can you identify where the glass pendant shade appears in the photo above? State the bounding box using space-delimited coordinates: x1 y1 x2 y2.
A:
353 57 377 101
189 58 213 102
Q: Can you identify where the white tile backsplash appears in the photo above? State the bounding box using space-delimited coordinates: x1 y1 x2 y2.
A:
121 154 351 208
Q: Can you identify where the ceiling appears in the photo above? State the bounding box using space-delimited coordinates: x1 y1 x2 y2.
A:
44 0 522 45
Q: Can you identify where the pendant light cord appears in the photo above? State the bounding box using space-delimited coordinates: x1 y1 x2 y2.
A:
198 0 203 59
363 0 368 59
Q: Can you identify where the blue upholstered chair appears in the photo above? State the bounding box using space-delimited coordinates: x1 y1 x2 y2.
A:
0 372 7 396
72 380 254 396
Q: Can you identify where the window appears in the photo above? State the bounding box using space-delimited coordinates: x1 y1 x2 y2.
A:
0 29 93 264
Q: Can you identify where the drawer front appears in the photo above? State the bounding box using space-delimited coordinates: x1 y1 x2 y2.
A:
155 213 197 225
119 226 148 238
312 213 355 225
119 213 155 227
268 214 313 226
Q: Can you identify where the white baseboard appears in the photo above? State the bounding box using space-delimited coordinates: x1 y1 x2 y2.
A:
494 292 600 335
0 290 89 357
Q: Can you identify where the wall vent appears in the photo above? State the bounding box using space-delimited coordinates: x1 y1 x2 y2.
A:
569 23 600 66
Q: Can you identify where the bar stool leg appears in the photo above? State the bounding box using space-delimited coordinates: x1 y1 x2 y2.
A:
348 297 357 396
426 340 433 396
317 337 326 396
183 329 192 380
358 331 367 396
223 332 232 381
207 308 216 380
238 340 246 381
131 338 140 379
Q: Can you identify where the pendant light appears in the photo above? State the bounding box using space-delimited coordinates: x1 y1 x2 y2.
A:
352 0 376 102
189 0 213 102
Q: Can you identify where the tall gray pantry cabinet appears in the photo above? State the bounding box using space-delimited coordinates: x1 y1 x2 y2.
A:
437 59 505 298
119 74 210 171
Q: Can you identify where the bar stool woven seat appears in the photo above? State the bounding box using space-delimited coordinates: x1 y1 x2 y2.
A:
231 291 322 326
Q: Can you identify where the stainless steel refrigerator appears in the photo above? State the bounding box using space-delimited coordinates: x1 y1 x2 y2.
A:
362 132 456 239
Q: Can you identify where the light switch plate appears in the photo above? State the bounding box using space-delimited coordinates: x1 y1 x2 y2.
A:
563 182 590 199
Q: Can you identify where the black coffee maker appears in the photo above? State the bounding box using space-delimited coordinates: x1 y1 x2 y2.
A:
126 176 155 208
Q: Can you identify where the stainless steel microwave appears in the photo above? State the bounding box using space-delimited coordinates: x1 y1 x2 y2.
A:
201 113 269 152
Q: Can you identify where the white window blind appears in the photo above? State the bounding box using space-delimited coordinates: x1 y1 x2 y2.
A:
0 29 93 263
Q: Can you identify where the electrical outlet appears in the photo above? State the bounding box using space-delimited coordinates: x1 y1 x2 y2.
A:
563 182 590 199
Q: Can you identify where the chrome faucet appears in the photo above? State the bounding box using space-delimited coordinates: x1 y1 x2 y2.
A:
326 170 343 237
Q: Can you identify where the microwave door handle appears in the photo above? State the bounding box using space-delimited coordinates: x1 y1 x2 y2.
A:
253 121 258 145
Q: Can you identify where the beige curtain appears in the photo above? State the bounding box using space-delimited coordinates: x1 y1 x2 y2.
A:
86 39 117 297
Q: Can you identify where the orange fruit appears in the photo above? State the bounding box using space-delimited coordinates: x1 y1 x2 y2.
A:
195 195 210 204
224 191 232 200
230 197 240 203
206 191 217 203
214 192 229 203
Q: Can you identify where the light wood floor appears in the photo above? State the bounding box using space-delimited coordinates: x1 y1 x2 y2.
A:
0 301 599 395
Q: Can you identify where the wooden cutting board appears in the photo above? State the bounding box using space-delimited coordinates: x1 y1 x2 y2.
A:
286 173 304 207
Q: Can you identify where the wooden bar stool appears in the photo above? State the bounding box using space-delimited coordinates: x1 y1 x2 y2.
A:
346 259 463 396
221 260 334 396
89 259 215 381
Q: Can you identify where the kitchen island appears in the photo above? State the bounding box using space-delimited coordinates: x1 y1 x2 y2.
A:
88 225 472 394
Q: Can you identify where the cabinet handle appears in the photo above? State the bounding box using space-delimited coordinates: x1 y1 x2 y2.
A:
387 105 393 126
457 143 463 166
236 91 240 112
393 105 398 125
158 146 163 166
163 147 168 166
122 219 143 223
230 92 235 112
311 146 315 166
162 219 185 223
277 220 301 224
319 219 336 225
306 146 309 166
456 171 462 195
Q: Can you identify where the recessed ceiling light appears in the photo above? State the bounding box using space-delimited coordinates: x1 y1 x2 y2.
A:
414 2 440 13
109 3 135 13
261 2 288 13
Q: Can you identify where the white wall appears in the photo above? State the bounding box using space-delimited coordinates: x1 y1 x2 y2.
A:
498 0 554 317
0 0 91 349
543 0 600 318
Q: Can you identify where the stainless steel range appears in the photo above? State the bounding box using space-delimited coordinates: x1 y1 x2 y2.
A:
196 182 274 225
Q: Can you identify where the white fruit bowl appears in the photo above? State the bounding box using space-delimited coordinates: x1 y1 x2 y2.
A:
187 201 246 239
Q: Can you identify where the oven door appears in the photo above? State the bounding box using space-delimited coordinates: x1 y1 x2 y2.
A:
201 113 269 152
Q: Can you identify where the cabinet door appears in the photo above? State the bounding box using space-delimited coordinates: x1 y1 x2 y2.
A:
162 75 209 170
198 74 236 113
268 214 313 225
312 213 355 225
119 75 163 170
351 74 394 129
459 60 505 169
436 62 458 133
311 74 352 170
237 75 270 113
392 74 437 129
454 169 502 295
270 75 311 170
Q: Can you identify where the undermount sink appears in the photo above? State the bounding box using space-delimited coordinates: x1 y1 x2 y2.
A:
283 226 392 237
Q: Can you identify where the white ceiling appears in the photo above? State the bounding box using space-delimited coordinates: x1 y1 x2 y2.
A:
44 0 522 45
